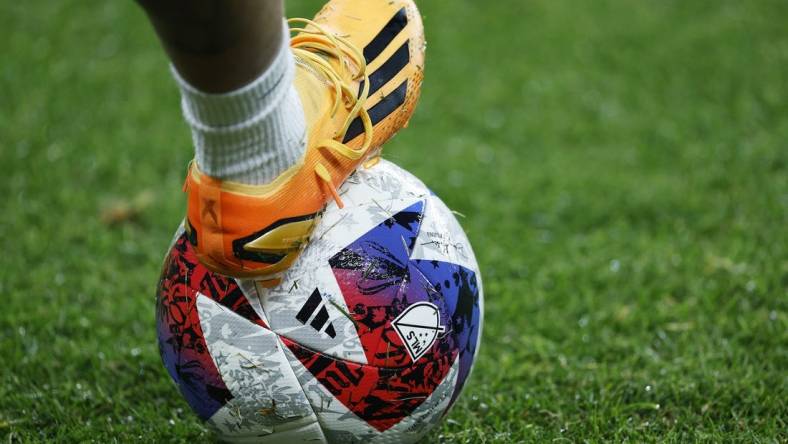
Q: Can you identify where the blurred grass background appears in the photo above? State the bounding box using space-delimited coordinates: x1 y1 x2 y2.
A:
1 0 786 442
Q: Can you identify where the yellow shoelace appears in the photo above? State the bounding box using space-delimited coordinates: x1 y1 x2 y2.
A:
288 18 374 208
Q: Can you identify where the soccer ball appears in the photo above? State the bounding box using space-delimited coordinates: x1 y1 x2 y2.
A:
156 159 484 443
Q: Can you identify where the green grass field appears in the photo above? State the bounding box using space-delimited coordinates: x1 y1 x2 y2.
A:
2 0 787 442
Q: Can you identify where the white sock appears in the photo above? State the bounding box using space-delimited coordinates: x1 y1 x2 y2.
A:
172 21 306 185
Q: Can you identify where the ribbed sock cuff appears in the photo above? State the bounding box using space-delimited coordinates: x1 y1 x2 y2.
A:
171 20 306 185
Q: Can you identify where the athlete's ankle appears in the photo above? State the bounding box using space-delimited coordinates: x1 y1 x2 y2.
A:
172 20 306 185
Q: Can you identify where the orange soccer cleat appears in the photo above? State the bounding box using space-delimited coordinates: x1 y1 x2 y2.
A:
183 0 425 280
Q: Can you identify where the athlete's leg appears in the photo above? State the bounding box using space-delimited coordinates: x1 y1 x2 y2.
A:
136 0 284 93
137 0 306 185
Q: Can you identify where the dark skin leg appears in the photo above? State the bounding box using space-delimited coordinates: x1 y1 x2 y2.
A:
136 0 285 93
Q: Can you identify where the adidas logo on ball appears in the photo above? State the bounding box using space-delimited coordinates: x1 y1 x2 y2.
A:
295 288 337 338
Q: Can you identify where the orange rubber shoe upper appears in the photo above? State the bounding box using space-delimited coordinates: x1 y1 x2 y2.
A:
184 0 425 279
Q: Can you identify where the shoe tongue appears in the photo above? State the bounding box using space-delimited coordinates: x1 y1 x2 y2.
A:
293 59 335 128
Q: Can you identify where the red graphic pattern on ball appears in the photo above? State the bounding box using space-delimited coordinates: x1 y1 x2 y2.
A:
284 336 455 432
156 233 268 420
